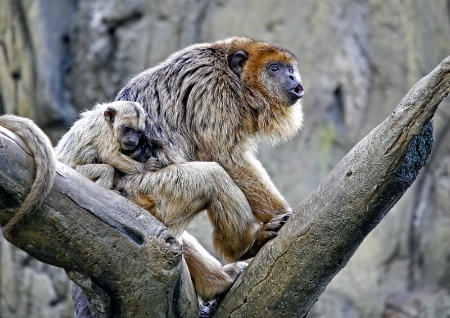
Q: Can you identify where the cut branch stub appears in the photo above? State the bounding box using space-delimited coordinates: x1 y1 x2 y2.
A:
215 56 450 318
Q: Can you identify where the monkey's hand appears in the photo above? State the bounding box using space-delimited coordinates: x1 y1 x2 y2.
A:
144 158 164 172
238 213 291 261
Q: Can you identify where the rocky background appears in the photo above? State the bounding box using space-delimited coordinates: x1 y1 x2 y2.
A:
1 0 449 317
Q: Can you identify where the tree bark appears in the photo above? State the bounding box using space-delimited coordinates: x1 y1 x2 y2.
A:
213 55 450 317
0 56 449 318
0 127 198 318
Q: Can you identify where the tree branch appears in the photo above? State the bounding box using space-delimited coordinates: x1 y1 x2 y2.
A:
0 56 449 318
214 56 450 317
0 127 199 318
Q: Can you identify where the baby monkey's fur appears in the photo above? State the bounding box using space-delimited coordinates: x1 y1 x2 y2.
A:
54 101 161 189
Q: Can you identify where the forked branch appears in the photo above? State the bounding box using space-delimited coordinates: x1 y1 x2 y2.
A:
215 55 450 318
0 56 449 318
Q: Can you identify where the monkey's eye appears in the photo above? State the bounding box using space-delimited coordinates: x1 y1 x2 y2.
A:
288 67 294 74
123 127 133 133
269 64 279 72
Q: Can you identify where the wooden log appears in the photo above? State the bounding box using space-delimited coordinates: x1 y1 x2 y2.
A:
0 126 199 318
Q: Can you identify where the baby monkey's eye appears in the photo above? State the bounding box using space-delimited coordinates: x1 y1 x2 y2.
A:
288 67 294 74
123 127 133 133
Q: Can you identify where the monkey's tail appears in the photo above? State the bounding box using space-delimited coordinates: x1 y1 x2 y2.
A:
0 114 56 239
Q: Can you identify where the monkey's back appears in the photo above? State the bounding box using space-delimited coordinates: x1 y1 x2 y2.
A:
116 37 303 164
116 39 251 162
54 110 110 167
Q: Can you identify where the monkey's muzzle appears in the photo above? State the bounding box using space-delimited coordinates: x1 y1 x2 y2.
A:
292 83 304 98
286 82 304 106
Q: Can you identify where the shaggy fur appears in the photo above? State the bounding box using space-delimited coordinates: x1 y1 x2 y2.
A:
114 37 304 300
54 101 160 189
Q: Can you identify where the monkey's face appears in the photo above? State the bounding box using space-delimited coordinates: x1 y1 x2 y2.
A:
118 124 144 151
229 46 304 108
104 101 148 152
227 39 304 141
263 61 304 106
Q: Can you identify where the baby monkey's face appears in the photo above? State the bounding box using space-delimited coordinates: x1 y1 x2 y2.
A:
118 124 144 151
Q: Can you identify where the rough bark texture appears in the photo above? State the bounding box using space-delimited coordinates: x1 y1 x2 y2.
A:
0 126 198 318
214 56 449 318
1 0 450 317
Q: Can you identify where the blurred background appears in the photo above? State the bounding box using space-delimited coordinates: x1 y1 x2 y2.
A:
0 0 449 317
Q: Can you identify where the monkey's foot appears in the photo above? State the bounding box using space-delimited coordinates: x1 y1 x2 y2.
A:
239 213 291 260
254 205 292 223
194 262 247 301
197 262 247 305
223 261 248 280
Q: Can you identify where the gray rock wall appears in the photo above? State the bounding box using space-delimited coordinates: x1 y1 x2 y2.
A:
0 238 73 318
0 0 449 317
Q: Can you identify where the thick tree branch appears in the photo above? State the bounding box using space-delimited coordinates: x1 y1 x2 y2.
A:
0 56 449 318
0 128 198 318
214 56 450 317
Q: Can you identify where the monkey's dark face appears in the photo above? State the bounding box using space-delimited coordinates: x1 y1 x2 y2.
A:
229 48 304 108
265 61 304 106
118 124 144 151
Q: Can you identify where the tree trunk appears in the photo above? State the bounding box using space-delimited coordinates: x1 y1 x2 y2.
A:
0 56 449 317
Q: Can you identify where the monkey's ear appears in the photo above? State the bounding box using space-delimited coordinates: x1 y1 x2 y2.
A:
104 107 117 124
230 51 248 75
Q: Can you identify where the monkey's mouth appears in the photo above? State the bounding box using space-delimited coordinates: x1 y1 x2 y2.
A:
122 143 138 151
286 83 304 105
292 83 304 99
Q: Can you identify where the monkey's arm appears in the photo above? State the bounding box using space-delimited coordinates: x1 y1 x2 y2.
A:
222 152 291 223
75 164 115 189
103 152 149 174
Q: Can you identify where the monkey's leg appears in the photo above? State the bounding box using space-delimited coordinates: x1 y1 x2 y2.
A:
181 232 247 301
75 164 115 189
104 153 147 174
117 162 259 261
218 156 292 260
